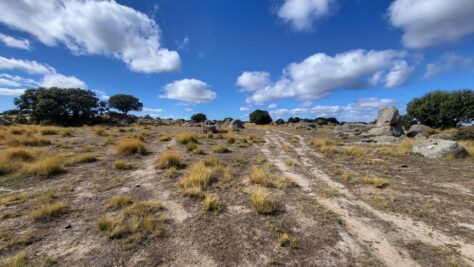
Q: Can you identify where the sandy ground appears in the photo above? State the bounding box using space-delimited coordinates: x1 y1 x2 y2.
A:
0 124 473 266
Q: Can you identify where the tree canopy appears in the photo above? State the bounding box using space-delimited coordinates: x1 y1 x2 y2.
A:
249 109 272 125
407 89 474 128
14 87 100 125
108 94 143 115
191 113 207 123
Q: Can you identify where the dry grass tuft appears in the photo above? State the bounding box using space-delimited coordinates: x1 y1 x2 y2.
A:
278 233 297 248
106 194 135 210
2 251 29 267
159 135 171 141
212 145 230 153
360 175 388 188
180 161 216 193
165 167 178 178
68 153 98 165
4 135 51 147
98 200 164 241
310 138 337 155
30 202 68 221
22 155 65 178
40 128 58 135
95 127 108 136
248 167 271 186
226 133 236 144
459 141 474 156
285 158 296 167
156 150 181 169
60 128 74 137
116 138 146 155
114 160 134 170
203 193 221 211
176 132 198 144
250 187 277 215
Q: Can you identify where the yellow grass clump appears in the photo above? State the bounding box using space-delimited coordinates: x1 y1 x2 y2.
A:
180 161 217 195
3 135 51 147
30 202 68 221
60 128 74 137
116 138 146 155
459 141 474 156
40 127 58 135
106 194 135 210
212 145 230 153
360 175 388 188
68 153 98 165
248 167 271 186
159 135 171 141
22 155 65 179
156 150 181 169
176 132 198 144
114 160 134 170
203 193 221 211
226 133 236 144
95 127 108 136
250 187 277 215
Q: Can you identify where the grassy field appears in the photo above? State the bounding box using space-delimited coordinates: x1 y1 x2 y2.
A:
0 124 473 266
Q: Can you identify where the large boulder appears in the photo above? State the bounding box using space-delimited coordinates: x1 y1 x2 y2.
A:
412 139 469 159
362 124 404 137
363 106 404 137
229 119 244 130
376 106 400 127
0 116 12 125
203 125 218 134
334 123 374 138
407 124 434 138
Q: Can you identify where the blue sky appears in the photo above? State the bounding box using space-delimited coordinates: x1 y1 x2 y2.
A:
0 0 473 121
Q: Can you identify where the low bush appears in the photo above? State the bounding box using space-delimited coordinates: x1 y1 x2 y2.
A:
176 132 198 144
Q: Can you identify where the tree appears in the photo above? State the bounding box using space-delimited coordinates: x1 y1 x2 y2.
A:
287 117 300 123
191 113 207 123
108 94 143 115
407 90 474 128
14 87 100 124
275 119 285 125
249 109 272 125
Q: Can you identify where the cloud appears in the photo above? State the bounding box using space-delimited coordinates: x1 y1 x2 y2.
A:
0 33 31 50
92 89 110 101
176 35 190 51
0 74 39 88
277 0 337 31
236 71 271 92
238 49 413 103
184 108 193 112
424 52 474 78
0 0 180 73
143 107 163 113
239 106 249 112
41 73 86 89
0 88 25 96
0 56 54 74
269 97 395 121
160 78 217 103
388 0 474 49
268 103 278 109
0 56 86 89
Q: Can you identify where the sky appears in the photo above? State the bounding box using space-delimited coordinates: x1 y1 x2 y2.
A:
0 0 473 122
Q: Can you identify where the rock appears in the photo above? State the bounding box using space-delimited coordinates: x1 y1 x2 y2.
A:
412 139 469 159
430 133 454 141
357 135 403 146
376 106 400 127
229 119 244 130
203 125 218 134
362 124 404 137
407 124 434 137
0 117 12 125
362 106 405 137
334 123 374 138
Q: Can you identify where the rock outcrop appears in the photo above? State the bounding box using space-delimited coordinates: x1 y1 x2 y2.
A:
412 139 469 159
229 119 244 130
334 123 374 138
406 124 434 138
362 106 404 137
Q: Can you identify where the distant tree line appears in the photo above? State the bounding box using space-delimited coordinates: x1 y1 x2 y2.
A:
13 87 143 125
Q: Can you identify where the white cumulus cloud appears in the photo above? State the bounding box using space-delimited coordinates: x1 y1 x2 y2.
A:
0 33 31 50
238 49 413 104
0 0 180 73
161 78 217 103
0 56 86 89
277 0 337 31
388 0 474 49
236 71 271 92
239 106 249 112
0 88 25 96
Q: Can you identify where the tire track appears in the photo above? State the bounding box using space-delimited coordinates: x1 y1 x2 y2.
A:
271 130 474 266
